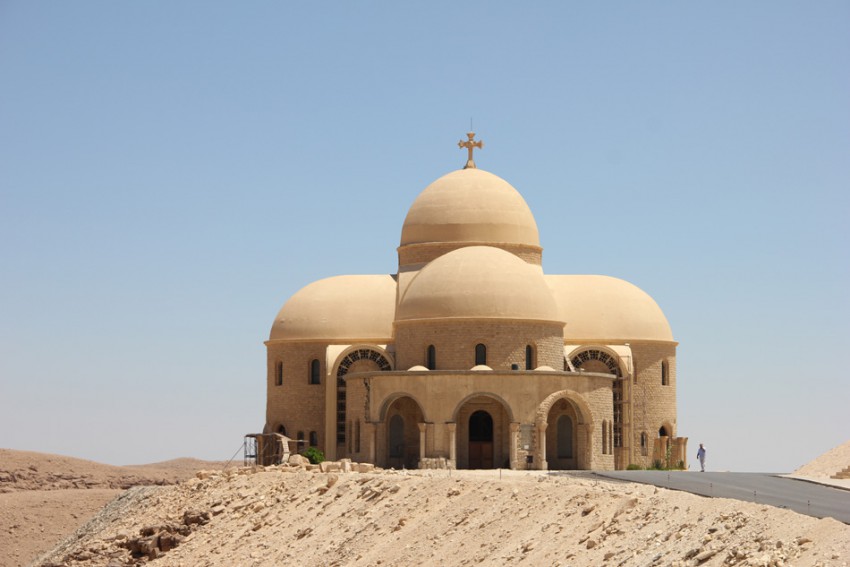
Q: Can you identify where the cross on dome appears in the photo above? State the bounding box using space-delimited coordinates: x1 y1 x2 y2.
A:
458 132 484 169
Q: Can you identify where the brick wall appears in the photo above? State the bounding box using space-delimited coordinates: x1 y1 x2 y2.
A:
394 319 564 371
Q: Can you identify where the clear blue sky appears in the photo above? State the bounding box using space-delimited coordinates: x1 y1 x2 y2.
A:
1 2 847 471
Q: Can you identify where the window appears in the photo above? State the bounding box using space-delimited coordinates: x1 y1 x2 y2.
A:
275 361 283 386
525 345 534 370
602 420 608 455
335 348 393 447
277 424 287 436
557 415 573 458
475 343 487 366
661 361 669 386
310 359 321 385
426 345 436 370
297 431 304 447
309 431 318 447
640 432 648 456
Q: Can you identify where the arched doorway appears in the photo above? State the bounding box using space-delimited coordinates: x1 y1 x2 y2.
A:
545 398 578 470
455 395 511 469
383 396 423 469
468 410 494 469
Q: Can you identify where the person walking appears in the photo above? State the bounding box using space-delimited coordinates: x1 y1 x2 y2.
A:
696 443 706 472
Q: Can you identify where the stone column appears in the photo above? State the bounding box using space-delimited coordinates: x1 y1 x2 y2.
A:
536 422 548 471
509 422 520 470
418 422 427 464
446 422 457 469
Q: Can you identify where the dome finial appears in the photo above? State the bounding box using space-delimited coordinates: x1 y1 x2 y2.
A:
458 132 484 169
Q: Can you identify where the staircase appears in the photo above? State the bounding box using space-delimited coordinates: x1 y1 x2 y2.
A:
831 466 850 480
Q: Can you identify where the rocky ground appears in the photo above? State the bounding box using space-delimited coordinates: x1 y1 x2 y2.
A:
0 449 230 567
1 445 848 567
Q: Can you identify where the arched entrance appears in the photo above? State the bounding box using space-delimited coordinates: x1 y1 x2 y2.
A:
383 396 423 469
545 398 578 470
468 410 494 469
455 395 512 469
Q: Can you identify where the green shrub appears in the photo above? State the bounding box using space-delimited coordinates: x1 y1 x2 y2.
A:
301 447 325 464
626 464 642 470
652 459 663 470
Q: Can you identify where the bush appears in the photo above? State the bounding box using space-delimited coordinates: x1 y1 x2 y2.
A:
626 464 643 470
301 447 325 464
652 459 664 470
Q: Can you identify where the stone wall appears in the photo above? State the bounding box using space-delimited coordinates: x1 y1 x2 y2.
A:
627 341 678 468
265 342 328 451
394 319 564 372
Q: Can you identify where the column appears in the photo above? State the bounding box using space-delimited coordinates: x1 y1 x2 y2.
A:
536 422 548 471
446 422 457 469
509 422 520 470
418 422 427 465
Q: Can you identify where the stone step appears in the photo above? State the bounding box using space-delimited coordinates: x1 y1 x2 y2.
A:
830 465 850 480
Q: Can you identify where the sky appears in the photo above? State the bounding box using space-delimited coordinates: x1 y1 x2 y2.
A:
1 2 847 472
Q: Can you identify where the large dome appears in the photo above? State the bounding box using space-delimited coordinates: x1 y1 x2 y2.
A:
396 246 562 322
269 275 396 341
546 275 674 342
399 169 540 248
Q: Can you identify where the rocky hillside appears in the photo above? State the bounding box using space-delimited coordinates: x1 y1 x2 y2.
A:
0 449 230 492
35 465 850 567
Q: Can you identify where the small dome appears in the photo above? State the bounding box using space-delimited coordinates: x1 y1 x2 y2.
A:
400 169 540 248
270 275 396 341
546 275 674 342
397 246 562 322
471 364 492 371
534 365 557 372
408 365 429 372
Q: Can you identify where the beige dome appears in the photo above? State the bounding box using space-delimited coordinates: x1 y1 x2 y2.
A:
396 246 562 322
546 275 674 342
400 169 540 247
270 275 396 341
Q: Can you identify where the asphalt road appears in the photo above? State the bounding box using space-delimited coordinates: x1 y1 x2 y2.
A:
578 471 850 524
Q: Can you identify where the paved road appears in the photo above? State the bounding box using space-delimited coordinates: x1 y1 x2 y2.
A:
577 471 850 524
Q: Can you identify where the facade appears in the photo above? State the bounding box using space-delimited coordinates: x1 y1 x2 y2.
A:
264 134 687 471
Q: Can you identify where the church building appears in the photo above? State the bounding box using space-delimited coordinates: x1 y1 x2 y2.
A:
264 134 687 471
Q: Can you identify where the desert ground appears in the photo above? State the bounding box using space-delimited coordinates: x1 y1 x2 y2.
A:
1 443 848 567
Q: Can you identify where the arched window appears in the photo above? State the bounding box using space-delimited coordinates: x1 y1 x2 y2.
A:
640 432 648 456
557 415 573 458
309 359 321 385
426 345 436 370
275 361 283 386
389 415 404 458
309 431 318 447
659 426 668 437
475 343 487 366
525 345 535 370
297 431 304 447
602 419 608 455
661 361 669 386
277 424 287 436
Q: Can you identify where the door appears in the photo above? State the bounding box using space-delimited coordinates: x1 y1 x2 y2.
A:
468 410 494 469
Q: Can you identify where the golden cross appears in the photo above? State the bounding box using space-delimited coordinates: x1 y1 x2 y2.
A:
458 132 484 169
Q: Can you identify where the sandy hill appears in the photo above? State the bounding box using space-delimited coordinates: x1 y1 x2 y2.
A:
793 440 850 479
2 448 849 567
